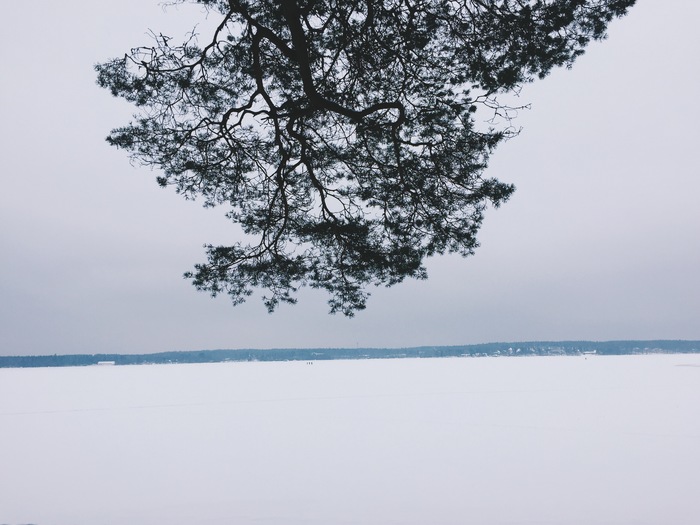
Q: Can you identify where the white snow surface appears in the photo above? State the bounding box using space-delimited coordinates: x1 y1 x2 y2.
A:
2 354 699 525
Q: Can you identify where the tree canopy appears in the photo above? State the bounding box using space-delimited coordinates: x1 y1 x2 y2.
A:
97 0 635 315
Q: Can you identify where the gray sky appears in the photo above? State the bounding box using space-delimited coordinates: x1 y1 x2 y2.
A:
1 1 698 356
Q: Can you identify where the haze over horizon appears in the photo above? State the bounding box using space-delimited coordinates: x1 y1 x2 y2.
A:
1 1 699 356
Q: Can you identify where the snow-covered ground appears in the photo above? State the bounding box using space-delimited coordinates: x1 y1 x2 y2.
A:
2 354 699 525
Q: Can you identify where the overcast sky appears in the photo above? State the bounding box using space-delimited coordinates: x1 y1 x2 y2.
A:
1 1 698 356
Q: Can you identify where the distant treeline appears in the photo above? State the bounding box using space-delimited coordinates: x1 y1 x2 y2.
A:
1 340 699 368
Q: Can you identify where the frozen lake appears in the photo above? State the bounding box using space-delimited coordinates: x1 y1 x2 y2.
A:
2 354 699 525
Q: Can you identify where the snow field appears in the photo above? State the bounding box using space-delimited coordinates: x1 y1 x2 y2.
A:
1 354 699 525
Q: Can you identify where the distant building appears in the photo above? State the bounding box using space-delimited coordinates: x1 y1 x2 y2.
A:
97 361 116 366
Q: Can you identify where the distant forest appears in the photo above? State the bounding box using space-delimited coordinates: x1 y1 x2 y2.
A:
1 341 699 368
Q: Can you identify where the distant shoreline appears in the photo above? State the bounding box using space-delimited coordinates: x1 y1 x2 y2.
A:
1 340 699 368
